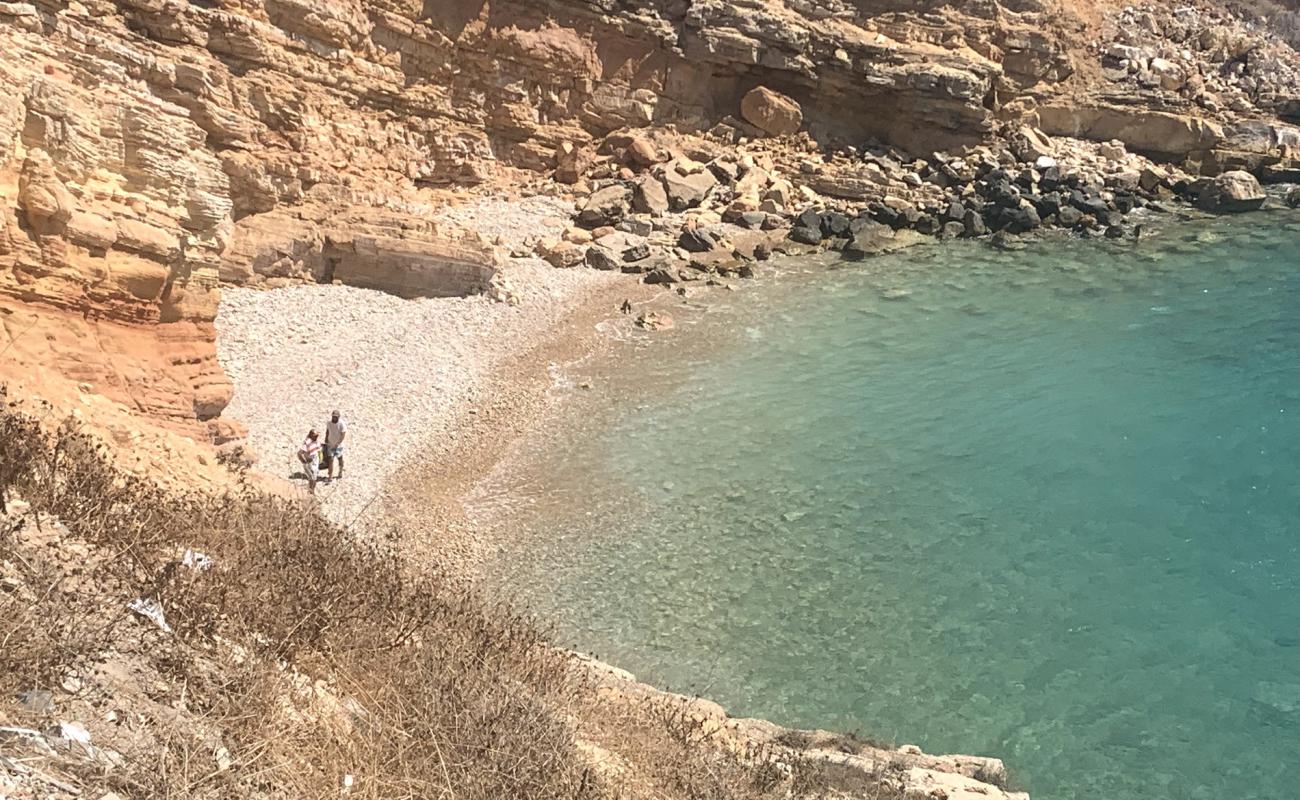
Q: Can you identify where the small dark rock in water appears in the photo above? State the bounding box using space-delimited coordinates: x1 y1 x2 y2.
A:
991 230 1027 251
753 242 772 261
788 225 823 245
914 214 940 235
1105 225 1126 239
1287 187 1300 209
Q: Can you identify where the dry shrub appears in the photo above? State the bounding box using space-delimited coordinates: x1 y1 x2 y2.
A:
0 399 598 799
0 397 905 800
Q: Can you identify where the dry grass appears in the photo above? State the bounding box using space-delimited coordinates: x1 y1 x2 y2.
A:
0 395 902 799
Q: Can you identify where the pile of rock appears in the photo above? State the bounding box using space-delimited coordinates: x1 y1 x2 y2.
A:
531 125 804 285
1102 5 1300 118
527 77 1292 279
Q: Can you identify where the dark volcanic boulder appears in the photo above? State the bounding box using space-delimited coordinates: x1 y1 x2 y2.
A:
914 214 940 235
821 211 852 237
986 181 1021 209
1058 206 1084 227
1071 192 1112 218
869 204 901 228
1004 205 1042 234
789 225 824 245
963 208 987 237
1036 192 1063 218
623 242 651 262
795 208 823 229
895 205 923 229
1039 165 1063 190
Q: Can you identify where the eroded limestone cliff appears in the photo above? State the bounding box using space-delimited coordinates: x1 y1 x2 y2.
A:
3 0 1298 449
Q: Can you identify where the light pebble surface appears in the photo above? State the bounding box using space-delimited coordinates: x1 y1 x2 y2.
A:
216 220 621 527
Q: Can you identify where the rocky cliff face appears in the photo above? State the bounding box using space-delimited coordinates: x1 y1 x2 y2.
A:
2 0 1298 442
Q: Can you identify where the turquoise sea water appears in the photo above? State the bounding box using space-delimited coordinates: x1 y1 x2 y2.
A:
481 207 1300 800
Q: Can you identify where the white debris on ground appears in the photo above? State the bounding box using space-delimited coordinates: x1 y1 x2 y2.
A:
216 199 621 527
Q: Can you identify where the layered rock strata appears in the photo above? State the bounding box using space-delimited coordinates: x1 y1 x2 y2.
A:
4 0 1300 441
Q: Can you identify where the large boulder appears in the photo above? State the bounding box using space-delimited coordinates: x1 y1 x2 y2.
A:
661 161 718 210
577 184 633 227
1195 171 1267 213
555 142 594 184
740 86 803 137
632 175 669 216
843 220 896 258
1037 105 1222 159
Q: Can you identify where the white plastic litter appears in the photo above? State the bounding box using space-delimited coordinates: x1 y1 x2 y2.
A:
48 722 92 745
127 598 172 633
181 548 215 571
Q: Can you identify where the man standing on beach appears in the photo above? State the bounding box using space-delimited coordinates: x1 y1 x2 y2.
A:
325 409 347 481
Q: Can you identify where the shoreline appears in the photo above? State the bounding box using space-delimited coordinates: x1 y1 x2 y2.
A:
211 198 1299 800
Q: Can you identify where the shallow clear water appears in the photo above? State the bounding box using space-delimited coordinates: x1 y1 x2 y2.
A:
481 208 1300 800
